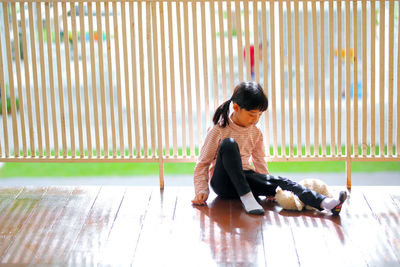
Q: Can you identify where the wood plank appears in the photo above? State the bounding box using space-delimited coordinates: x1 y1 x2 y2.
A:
31 186 100 264
204 195 265 265
98 187 152 266
363 187 400 262
0 187 23 214
177 190 265 265
261 202 300 267
286 209 365 267
338 188 399 266
131 187 179 266
66 186 126 266
0 187 47 261
1 187 74 264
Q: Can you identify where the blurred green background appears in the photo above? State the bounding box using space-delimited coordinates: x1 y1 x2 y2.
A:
1 161 399 178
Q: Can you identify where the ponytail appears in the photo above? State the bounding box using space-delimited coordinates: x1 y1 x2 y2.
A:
212 81 268 128
213 99 231 127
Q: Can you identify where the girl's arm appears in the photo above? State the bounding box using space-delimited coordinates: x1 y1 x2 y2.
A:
252 130 269 175
193 126 220 197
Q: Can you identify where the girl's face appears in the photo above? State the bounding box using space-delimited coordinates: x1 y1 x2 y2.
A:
232 103 263 128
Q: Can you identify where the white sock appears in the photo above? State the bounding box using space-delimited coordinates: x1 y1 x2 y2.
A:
320 197 340 210
240 191 264 214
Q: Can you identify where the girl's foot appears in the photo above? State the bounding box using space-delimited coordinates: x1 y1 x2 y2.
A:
320 190 348 215
240 191 265 215
331 191 347 216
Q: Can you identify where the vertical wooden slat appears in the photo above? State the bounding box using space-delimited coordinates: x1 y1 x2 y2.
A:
11 3 27 157
129 2 139 158
3 2 20 157
286 0 293 157
201 1 211 131
151 1 164 186
120 2 133 158
121 2 131 158
36 3 50 157
97 2 108 158
294 0 301 155
279 0 285 156
28 2 42 157
138 1 148 157
146 1 156 157
88 2 101 158
71 3 84 158
62 2 75 158
227 0 234 97
353 0 358 156
235 0 244 81
371 0 376 156
362 0 367 157
303 0 310 157
159 2 170 157
337 0 342 157
0 6 8 157
312 0 319 156
253 0 260 82
218 0 227 100
113 1 125 157
329 0 335 156
270 0 278 156
168 2 178 157
244 0 251 81
79 2 92 158
345 0 351 158
388 0 394 157
379 0 385 156
176 2 187 157
397 1 400 157
320 0 326 156
183 1 195 157
45 2 59 158
21 2 35 157
192 2 202 149
210 0 219 111
262 1 270 156
105 2 116 158
52 3 67 158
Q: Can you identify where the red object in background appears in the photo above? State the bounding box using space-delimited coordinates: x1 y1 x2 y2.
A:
244 45 255 74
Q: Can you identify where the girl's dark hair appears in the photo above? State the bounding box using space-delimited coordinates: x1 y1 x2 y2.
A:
212 81 268 127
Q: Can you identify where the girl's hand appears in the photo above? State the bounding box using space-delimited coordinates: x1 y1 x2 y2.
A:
192 193 208 206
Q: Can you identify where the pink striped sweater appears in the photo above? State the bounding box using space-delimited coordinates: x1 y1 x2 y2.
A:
193 116 269 196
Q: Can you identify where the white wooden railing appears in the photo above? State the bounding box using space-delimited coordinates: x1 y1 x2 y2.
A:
0 0 399 188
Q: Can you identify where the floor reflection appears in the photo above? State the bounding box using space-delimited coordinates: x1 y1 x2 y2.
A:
194 197 265 266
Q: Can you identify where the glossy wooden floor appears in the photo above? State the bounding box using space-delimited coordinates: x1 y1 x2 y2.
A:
0 186 399 266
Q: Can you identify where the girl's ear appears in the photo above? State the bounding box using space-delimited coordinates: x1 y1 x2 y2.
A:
232 103 240 112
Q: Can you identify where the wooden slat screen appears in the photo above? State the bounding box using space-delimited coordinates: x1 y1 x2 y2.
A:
0 0 399 188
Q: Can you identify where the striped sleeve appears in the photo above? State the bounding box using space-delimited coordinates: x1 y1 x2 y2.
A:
193 125 221 196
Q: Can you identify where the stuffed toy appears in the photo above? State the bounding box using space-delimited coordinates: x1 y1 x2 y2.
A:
274 178 333 211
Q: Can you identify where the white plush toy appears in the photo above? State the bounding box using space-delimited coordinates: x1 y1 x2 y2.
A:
274 178 333 211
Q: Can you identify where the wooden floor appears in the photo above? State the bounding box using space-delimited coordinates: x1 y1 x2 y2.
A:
0 185 399 267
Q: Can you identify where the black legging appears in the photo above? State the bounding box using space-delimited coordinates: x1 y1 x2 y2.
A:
210 138 327 210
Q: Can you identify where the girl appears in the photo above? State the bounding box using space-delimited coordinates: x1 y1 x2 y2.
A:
192 81 347 215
